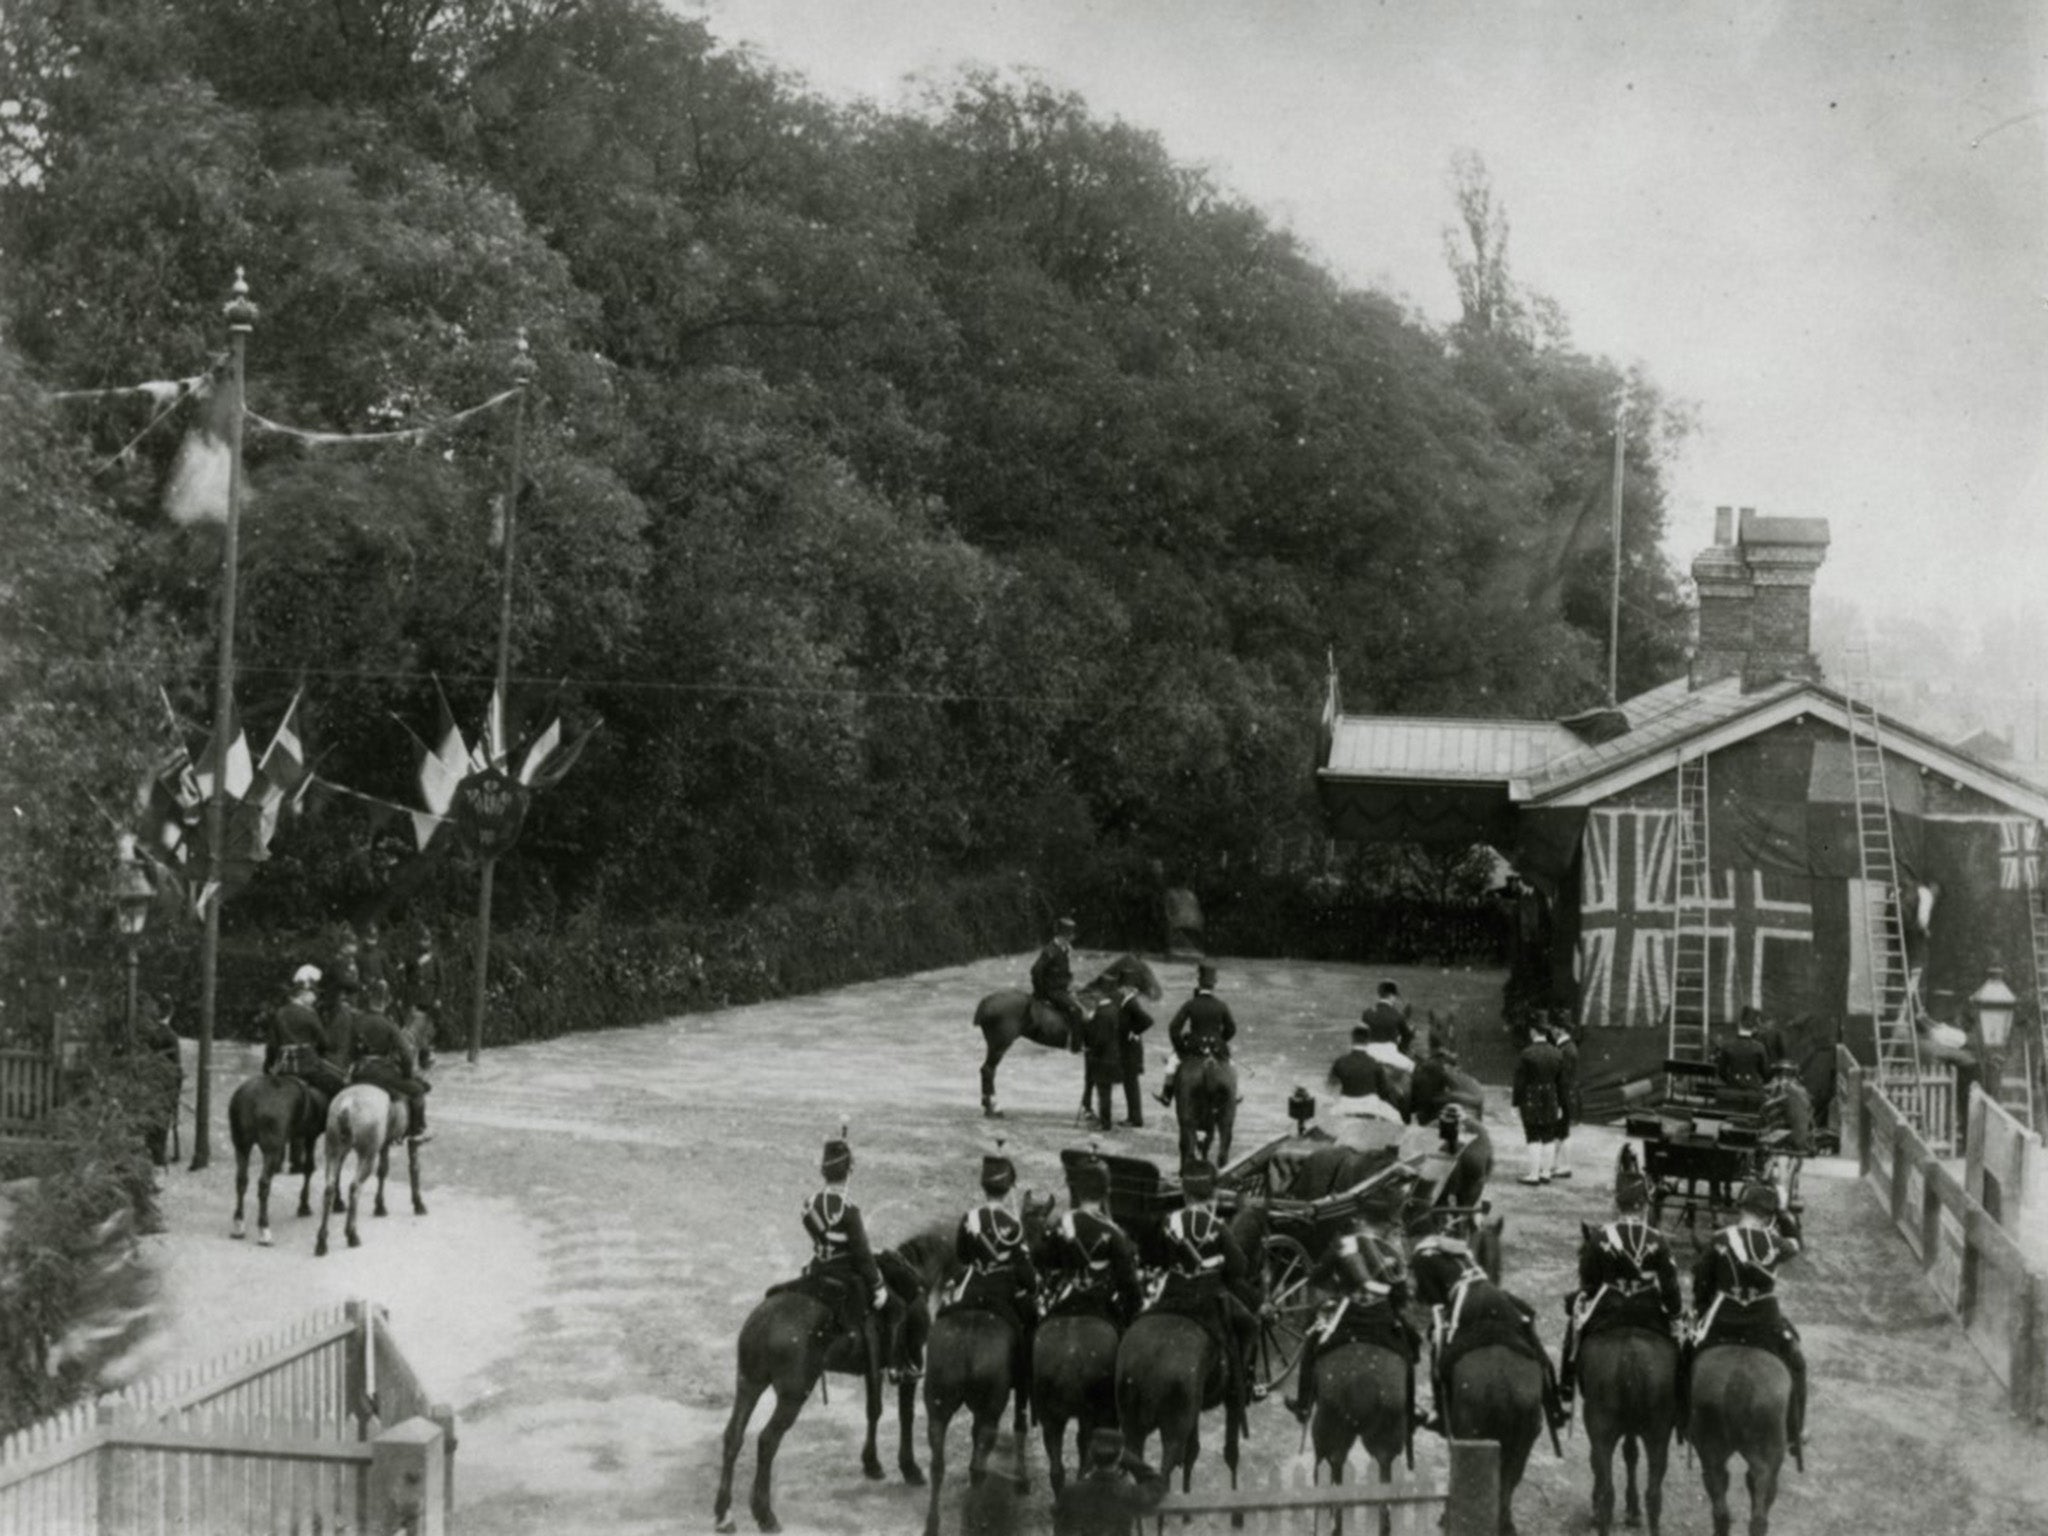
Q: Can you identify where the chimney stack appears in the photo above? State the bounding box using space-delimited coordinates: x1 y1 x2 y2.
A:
1689 507 1752 688
1738 510 1829 691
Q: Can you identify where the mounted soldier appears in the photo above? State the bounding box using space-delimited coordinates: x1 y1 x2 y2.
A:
1158 1157 1265 1418
953 1140 1041 1403
798 1126 892 1397
1032 917 1088 1048
1560 1146 1682 1412
1283 1194 1421 1428
343 979 431 1144
1037 1151 1143 1325
1156 962 1235 1108
1689 1181 1807 1468
264 965 343 1177
1409 1232 1572 1439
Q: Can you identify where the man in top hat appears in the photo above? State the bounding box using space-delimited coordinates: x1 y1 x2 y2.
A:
342 979 432 1143
1326 1024 1402 1121
802 1125 892 1393
1032 917 1088 1048
1156 962 1236 1108
1558 1152 1682 1411
1038 1149 1143 1325
1360 980 1415 1057
1690 1181 1806 1468
957 1140 1041 1402
1715 1009 1772 1091
1161 1157 1265 1417
1052 1426 1167 1536
1512 1020 1568 1185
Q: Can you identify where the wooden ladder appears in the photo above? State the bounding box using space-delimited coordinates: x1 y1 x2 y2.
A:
2016 876 2048 1133
1845 692 1925 1107
1669 752 1713 1063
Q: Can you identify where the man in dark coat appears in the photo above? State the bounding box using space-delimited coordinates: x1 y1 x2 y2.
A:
401 924 443 1024
1116 997 1153 1128
344 981 431 1142
1156 962 1235 1107
1714 1011 1772 1090
266 966 335 1082
1053 1428 1167 1536
1031 916 1088 1048
1512 1023 1567 1185
1360 980 1415 1056
1080 1001 1123 1131
1552 1013 1580 1180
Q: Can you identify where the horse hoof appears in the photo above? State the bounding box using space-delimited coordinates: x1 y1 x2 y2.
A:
755 1515 780 1535
902 1464 925 1487
315 1240 328 1258
373 1203 388 1218
347 1231 361 1249
982 1105 1003 1119
297 1203 311 1218
413 1200 428 1216
258 1230 273 1247
714 1521 736 1536
863 1460 884 1482
230 1223 245 1240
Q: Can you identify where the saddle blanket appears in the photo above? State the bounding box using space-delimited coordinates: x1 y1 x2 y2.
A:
1578 1286 1676 1344
766 1272 866 1338
1363 1042 1415 1074
1143 1274 1231 1359
941 1272 1030 1338
1692 1294 1796 1363
1314 1297 1416 1362
1043 1283 1126 1328
1436 1284 1549 1378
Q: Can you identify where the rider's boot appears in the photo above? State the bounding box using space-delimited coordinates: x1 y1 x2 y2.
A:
1538 1347 1572 1433
1557 1302 1580 1409
1785 1330 1807 1471
1284 1327 1322 1423
407 1091 432 1144
1155 1062 1179 1107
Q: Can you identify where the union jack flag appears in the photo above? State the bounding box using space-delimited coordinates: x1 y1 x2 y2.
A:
1997 818 2040 890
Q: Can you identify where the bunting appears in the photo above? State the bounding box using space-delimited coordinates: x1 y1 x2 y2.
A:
243 388 517 446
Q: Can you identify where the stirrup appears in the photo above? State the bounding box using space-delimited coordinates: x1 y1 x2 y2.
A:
408 1132 433 1145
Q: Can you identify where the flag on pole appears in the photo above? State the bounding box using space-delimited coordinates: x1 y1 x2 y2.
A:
525 717 600 792
243 688 308 855
193 695 252 802
419 679 470 817
162 371 241 525
139 689 204 866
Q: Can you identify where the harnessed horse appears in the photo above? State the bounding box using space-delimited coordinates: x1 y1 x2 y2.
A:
972 955 1161 1118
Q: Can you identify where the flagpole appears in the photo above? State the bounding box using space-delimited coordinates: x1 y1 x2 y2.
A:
1607 390 1627 708
470 331 535 1066
191 269 257 1171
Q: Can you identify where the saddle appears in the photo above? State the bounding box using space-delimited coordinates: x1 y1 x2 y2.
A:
941 1269 1031 1339
1434 1280 1548 1380
1144 1274 1233 1363
1314 1296 1416 1363
767 1269 869 1340
1577 1282 1676 1344
1692 1292 1797 1367
1043 1278 1128 1328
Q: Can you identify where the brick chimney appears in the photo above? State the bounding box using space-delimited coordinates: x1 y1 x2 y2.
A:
1738 509 1829 691
1689 505 1751 688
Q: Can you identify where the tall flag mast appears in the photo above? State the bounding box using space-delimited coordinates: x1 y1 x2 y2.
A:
1607 389 1628 709
191 269 257 1170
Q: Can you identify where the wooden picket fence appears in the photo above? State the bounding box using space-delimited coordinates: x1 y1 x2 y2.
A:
1154 1439 1498 1534
0 1301 455 1535
0 1047 63 1138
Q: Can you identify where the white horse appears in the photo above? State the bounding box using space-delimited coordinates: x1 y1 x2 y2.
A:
313 1084 425 1256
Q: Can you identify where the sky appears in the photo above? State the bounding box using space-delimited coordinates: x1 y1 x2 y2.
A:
681 0 2048 664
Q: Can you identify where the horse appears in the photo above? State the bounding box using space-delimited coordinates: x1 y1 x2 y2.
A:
1688 1347 1792 1536
228 1073 327 1245
1032 1307 1121 1498
920 1191 1056 1536
714 1223 950 1535
1174 1047 1237 1166
1309 1339 1410 1536
1408 1242 1547 1536
1114 1311 1239 1507
972 955 1161 1117
1407 1049 1487 1127
312 1084 424 1257
1575 1169 1680 1535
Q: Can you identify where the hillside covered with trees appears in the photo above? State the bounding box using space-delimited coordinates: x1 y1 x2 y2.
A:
1 0 1692 1021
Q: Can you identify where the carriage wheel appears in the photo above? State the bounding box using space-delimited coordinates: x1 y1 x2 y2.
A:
1255 1234 1316 1391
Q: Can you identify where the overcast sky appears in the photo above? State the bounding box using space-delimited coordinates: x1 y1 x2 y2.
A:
683 0 2048 659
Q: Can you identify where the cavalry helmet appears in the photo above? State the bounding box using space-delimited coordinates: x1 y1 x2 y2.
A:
981 1138 1017 1197
1738 1181 1779 1217
1614 1170 1650 1213
821 1122 853 1180
291 963 322 988
1180 1158 1218 1200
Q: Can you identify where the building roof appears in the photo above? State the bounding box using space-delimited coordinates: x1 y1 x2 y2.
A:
1323 715 1579 782
1517 675 1802 800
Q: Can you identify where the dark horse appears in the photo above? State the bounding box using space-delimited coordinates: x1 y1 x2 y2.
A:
1689 1347 1792 1536
922 1191 1056 1536
1032 1308 1120 1499
715 1223 951 1534
228 1073 327 1246
1174 1048 1237 1167
1409 1242 1547 1536
972 954 1161 1117
1576 1153 1679 1536
1406 1049 1487 1127
1309 1338 1409 1536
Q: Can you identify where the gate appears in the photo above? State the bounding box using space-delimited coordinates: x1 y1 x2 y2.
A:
0 1300 455 1535
1153 1439 1499 1533
0 1047 62 1137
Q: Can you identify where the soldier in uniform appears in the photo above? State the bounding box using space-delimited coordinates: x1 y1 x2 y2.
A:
1156 963 1236 1107
357 920 389 999
401 923 443 1024
1552 1014 1580 1180
343 980 431 1143
801 1127 891 1392
1690 1182 1806 1468
1053 1427 1167 1536
266 967 340 1088
1283 1204 1416 1424
1512 1022 1567 1185
956 1141 1040 1402
1032 917 1088 1048
1161 1158 1266 1416
1037 1151 1143 1324
1559 1156 1682 1410
1714 1010 1772 1090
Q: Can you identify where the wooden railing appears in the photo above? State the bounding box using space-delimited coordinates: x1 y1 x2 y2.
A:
0 1047 62 1135
1838 1046 2047 1423
1154 1439 1497 1533
0 1300 454 1534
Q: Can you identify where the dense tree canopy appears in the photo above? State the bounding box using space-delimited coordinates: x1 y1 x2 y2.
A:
0 0 1692 949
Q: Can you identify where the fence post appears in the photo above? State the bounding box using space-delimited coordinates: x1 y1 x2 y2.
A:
430 1402 458 1525
1445 1439 1500 1536
345 1299 372 1435
1890 1120 1913 1228
370 1416 445 1536
94 1403 118 1531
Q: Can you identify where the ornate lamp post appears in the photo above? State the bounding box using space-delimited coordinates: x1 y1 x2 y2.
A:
112 833 155 1048
1971 964 2019 1111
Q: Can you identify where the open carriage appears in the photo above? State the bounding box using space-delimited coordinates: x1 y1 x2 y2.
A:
1626 1059 1806 1245
1064 1113 1494 1390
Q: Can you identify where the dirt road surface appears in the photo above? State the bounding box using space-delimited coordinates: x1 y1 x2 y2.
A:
135 954 2047 1533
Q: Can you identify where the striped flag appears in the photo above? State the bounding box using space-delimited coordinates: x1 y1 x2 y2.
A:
193 696 252 802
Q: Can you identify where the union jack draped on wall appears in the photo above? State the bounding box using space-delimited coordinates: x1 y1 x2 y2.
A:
1996 818 2040 890
1575 807 1815 1030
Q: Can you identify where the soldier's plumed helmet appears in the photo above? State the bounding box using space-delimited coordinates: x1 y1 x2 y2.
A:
821 1136 853 1180
1181 1159 1218 1199
1437 1103 1464 1132
292 964 322 988
1738 1181 1779 1217
1068 1155 1110 1204
1087 1426 1124 1465
1614 1170 1650 1212
981 1151 1017 1197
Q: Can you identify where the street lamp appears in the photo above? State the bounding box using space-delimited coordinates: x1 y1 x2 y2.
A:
1971 964 2019 1109
112 833 155 1048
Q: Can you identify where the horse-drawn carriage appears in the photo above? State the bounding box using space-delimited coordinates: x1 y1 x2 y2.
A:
1626 1060 1806 1245
1065 1111 1496 1391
